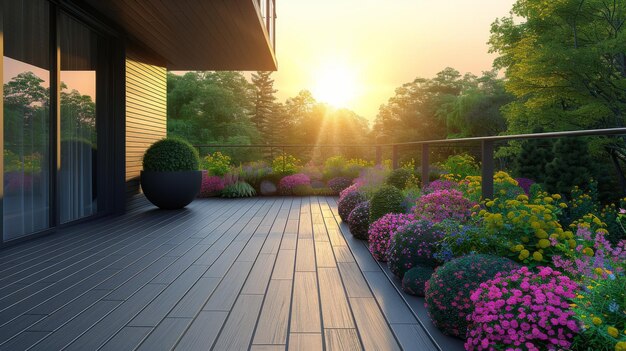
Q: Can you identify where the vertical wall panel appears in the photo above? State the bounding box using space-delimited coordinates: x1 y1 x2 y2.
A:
125 47 166 198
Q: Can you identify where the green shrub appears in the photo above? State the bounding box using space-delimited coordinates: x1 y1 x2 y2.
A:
201 151 232 176
272 154 300 175
424 254 519 338
143 138 199 171
386 168 414 189
402 265 434 296
369 185 405 222
347 201 370 240
439 154 480 178
387 220 444 278
221 182 256 198
293 184 314 196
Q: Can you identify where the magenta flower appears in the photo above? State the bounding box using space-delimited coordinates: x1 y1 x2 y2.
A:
368 213 416 261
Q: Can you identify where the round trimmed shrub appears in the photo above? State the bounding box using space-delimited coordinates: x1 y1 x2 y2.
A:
402 265 434 296
386 168 414 189
424 254 520 338
387 220 445 278
143 138 199 171
413 189 474 223
347 201 370 240
338 191 366 221
328 177 353 194
339 183 360 200
465 266 579 351
368 213 415 262
370 185 405 222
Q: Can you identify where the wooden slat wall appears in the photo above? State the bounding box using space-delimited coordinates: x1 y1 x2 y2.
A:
125 51 166 198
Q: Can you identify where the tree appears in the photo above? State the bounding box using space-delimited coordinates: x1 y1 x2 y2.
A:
545 137 593 195
251 71 277 140
512 128 553 183
489 0 626 132
166 71 259 150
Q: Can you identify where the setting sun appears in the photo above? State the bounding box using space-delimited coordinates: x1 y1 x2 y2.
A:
311 62 358 108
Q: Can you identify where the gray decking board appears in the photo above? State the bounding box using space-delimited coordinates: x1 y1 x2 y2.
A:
0 196 440 350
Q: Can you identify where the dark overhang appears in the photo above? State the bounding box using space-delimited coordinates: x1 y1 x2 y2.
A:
82 0 277 71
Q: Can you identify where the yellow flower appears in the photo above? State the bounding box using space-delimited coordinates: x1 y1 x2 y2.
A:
486 201 495 207
594 267 604 276
569 239 577 249
532 251 543 261
538 239 551 249
583 247 595 257
608 326 619 338
522 236 530 243
535 230 548 239
559 202 568 209
616 341 626 351
593 317 602 326
519 249 530 260
531 221 541 229
552 194 562 200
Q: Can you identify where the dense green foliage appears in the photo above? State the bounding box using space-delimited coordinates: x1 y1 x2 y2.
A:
545 137 593 195
369 185 405 222
143 138 199 172
201 152 232 176
385 168 413 189
402 265 434 297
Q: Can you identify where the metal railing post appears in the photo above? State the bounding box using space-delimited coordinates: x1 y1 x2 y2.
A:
481 140 494 199
375 146 382 166
392 145 399 169
421 144 429 188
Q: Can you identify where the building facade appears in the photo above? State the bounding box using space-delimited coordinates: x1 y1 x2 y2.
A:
1 0 276 245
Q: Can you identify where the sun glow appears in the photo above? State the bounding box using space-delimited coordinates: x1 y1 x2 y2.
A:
311 62 359 108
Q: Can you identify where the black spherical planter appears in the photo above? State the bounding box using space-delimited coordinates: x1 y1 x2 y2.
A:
141 170 201 209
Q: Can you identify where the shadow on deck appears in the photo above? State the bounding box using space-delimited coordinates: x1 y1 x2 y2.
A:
0 196 462 350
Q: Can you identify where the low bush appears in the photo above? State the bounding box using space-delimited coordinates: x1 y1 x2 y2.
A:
338 191 367 221
439 153 480 178
221 182 256 198
327 177 353 194
370 185 405 222
201 151 231 176
339 183 360 200
368 213 416 262
199 171 224 197
387 220 445 278
466 266 579 351
424 254 519 338
293 184 314 196
143 138 199 171
402 265 434 296
272 154 300 175
386 168 414 189
238 161 272 189
347 201 370 240
278 174 311 195
414 189 475 223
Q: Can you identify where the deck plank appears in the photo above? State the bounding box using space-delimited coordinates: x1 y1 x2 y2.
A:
290 272 321 333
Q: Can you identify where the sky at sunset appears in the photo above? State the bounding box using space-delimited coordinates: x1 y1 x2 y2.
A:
272 0 517 122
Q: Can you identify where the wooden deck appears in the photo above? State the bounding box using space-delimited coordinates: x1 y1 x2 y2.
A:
0 197 440 351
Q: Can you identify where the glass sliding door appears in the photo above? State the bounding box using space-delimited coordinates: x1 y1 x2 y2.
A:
2 0 51 240
59 13 98 223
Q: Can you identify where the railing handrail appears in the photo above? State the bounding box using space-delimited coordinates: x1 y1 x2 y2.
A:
193 127 626 200
193 127 626 149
